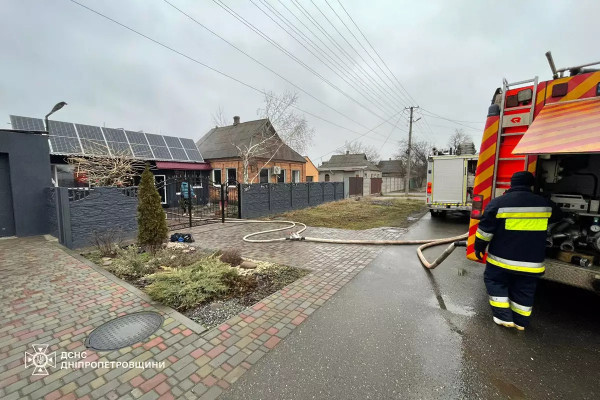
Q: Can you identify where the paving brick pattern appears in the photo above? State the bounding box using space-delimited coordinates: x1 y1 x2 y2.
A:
0 223 407 399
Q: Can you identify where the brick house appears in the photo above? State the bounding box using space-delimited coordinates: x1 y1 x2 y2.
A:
304 156 319 182
197 116 306 184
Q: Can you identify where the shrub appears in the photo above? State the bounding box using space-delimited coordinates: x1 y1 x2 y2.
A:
105 246 159 280
144 255 239 310
91 228 124 257
219 248 243 267
137 165 168 254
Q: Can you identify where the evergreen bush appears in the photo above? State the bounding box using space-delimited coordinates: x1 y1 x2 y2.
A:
137 165 168 253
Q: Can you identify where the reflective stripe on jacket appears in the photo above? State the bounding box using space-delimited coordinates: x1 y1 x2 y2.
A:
474 186 561 276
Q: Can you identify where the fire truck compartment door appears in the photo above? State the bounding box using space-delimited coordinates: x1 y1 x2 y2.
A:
432 158 465 203
513 98 600 155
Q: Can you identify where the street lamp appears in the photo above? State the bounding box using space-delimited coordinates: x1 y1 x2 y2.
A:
44 101 67 132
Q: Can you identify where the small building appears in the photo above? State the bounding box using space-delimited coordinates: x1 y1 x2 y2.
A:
378 158 403 177
318 152 381 182
9 115 211 208
197 116 306 184
304 156 319 182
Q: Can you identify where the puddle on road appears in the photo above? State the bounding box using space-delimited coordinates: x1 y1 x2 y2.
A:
488 375 527 399
426 296 476 317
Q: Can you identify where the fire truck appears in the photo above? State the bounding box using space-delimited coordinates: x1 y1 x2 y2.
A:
426 151 478 217
467 52 600 291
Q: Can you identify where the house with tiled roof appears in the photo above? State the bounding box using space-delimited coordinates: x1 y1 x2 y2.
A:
197 116 306 184
317 152 381 182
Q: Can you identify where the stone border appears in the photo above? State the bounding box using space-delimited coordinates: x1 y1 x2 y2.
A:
61 243 208 335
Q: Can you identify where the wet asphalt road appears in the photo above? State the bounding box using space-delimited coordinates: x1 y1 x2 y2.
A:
222 213 600 400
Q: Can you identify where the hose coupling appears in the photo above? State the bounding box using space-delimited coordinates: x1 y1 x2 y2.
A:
287 232 305 241
454 240 468 247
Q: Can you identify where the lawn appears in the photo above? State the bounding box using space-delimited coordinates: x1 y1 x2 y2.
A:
270 197 428 230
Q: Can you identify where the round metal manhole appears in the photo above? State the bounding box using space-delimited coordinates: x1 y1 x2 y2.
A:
85 311 164 351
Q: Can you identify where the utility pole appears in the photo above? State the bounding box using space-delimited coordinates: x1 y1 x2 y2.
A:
404 106 420 195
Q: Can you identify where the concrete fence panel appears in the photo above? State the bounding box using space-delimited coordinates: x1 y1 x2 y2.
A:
240 182 344 219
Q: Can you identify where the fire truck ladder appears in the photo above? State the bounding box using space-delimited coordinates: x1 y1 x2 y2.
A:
491 76 539 198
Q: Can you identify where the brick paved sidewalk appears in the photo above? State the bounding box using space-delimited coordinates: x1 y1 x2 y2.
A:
0 223 410 399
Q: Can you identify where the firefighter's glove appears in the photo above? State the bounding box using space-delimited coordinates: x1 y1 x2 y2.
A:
474 238 487 261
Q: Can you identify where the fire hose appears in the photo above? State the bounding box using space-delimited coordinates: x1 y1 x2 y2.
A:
208 219 469 269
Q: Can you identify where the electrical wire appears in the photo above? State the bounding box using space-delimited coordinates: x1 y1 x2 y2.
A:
65 0 402 145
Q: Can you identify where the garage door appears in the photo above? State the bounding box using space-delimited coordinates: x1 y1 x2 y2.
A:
0 154 15 237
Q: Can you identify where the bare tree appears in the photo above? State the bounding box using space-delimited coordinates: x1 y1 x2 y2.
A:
395 138 433 188
211 105 228 127
257 90 314 155
447 129 472 152
336 140 380 163
67 147 147 187
232 91 314 184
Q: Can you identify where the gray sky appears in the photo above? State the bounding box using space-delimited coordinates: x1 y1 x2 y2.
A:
1 0 599 164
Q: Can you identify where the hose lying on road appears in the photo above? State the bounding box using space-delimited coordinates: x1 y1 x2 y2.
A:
203 219 468 270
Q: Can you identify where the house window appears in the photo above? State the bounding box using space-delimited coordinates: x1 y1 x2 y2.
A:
306 176 314 182
212 169 222 185
292 170 300 183
226 168 237 185
259 168 269 183
324 174 330 182
277 169 286 183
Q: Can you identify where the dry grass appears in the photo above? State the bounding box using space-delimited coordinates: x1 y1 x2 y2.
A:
270 197 427 230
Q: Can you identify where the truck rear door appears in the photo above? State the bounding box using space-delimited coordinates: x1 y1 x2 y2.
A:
432 158 465 203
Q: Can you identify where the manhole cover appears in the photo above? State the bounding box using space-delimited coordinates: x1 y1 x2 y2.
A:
85 311 164 351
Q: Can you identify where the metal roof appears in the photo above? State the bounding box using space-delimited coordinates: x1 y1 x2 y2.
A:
318 153 380 171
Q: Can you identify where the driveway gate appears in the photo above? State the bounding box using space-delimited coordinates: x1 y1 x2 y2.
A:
157 176 240 230
371 177 382 194
348 177 364 196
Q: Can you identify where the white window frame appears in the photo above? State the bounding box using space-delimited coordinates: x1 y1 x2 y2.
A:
212 169 222 186
226 168 237 186
292 169 300 183
277 169 286 183
153 174 167 204
259 168 270 183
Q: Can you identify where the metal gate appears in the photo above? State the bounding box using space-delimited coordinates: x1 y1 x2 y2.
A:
370 177 382 194
348 177 363 196
157 176 240 230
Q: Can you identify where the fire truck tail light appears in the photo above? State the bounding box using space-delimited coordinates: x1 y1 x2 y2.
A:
471 194 483 220
427 182 432 194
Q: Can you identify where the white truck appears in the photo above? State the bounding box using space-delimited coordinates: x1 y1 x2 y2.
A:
426 154 478 217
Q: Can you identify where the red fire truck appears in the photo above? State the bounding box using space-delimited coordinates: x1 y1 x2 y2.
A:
467 52 600 291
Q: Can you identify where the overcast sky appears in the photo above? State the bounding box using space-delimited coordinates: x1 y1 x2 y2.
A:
1 0 599 164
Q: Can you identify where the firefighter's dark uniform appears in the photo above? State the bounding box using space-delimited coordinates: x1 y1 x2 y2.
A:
474 171 561 329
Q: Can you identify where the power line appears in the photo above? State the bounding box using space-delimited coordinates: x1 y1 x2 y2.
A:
249 0 399 117
379 113 404 152
211 0 400 132
309 0 410 108
337 0 418 106
64 0 397 143
161 0 391 138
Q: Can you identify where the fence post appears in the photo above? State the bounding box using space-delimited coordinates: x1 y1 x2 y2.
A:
307 182 310 205
290 183 294 209
220 184 225 224
187 177 193 228
57 188 72 248
237 183 242 219
322 183 325 202
268 184 272 211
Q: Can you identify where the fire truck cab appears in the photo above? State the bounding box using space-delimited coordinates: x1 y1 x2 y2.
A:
467 53 600 292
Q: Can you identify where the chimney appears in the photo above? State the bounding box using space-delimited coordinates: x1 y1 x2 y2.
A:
233 116 240 125
346 150 349 155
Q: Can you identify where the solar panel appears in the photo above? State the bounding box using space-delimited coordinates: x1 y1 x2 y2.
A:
184 148 203 162
10 115 45 131
81 139 110 156
125 130 148 145
150 146 172 160
48 120 78 138
130 144 153 158
163 136 183 147
168 147 188 160
76 124 105 141
102 127 127 143
105 141 132 157
179 138 198 150
49 136 82 154
145 133 167 147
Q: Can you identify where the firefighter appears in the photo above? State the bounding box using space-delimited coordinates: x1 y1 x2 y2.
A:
474 171 561 330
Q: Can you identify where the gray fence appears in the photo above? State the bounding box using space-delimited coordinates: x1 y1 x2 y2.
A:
239 182 344 219
47 187 138 249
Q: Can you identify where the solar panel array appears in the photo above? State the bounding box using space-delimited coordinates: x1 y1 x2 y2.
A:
9 115 204 163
